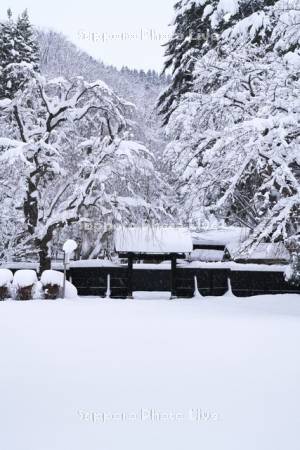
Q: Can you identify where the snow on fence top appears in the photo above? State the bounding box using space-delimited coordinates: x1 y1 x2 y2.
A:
115 227 193 254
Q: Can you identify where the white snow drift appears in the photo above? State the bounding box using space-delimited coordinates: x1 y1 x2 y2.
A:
0 294 299 450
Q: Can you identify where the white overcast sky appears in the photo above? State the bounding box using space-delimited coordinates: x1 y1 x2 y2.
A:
1 0 175 71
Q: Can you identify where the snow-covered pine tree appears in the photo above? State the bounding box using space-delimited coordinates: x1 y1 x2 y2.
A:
0 10 18 98
165 0 299 249
0 9 39 98
225 0 300 248
16 9 39 69
157 0 211 125
158 0 277 125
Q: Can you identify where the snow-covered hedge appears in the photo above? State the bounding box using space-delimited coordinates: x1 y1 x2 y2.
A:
0 268 13 287
0 269 13 300
13 270 37 288
41 270 64 299
0 267 79 300
41 270 64 287
40 270 78 299
13 270 38 300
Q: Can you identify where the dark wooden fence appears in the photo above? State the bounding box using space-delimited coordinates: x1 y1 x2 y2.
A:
68 265 300 298
69 266 128 298
5 264 300 298
175 268 230 297
230 270 300 297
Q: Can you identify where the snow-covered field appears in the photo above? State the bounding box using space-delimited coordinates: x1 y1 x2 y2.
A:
1 293 300 450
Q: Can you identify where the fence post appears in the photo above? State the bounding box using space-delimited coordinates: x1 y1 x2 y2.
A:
170 254 177 299
63 251 66 299
127 254 133 299
106 274 111 299
194 276 202 298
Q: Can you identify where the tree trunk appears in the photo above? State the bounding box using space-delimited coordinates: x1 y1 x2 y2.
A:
24 176 39 235
39 245 51 275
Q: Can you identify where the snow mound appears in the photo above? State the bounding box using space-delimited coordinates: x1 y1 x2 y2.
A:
41 270 64 287
65 281 78 299
0 269 13 287
13 270 38 288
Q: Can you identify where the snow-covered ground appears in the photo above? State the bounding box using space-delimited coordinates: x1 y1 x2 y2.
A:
1 293 300 450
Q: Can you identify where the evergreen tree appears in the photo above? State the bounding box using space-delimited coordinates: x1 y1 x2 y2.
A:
158 0 277 125
16 9 39 69
158 1 212 125
0 13 15 70
165 0 300 249
0 9 39 98
0 12 17 97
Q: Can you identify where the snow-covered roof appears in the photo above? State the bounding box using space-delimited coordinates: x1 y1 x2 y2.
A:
227 242 290 262
115 227 193 254
192 227 249 247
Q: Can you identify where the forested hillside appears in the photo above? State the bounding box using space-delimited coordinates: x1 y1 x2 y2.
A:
38 29 170 155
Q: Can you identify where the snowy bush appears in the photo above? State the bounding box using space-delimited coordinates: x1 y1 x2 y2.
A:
285 236 300 287
13 270 38 300
41 270 78 299
41 270 64 287
0 268 13 287
41 270 64 300
285 253 300 287
0 268 13 300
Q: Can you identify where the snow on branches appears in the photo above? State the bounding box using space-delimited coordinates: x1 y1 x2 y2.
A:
0 64 162 270
165 1 300 250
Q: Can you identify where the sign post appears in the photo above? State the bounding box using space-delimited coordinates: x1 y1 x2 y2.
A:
62 239 78 299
